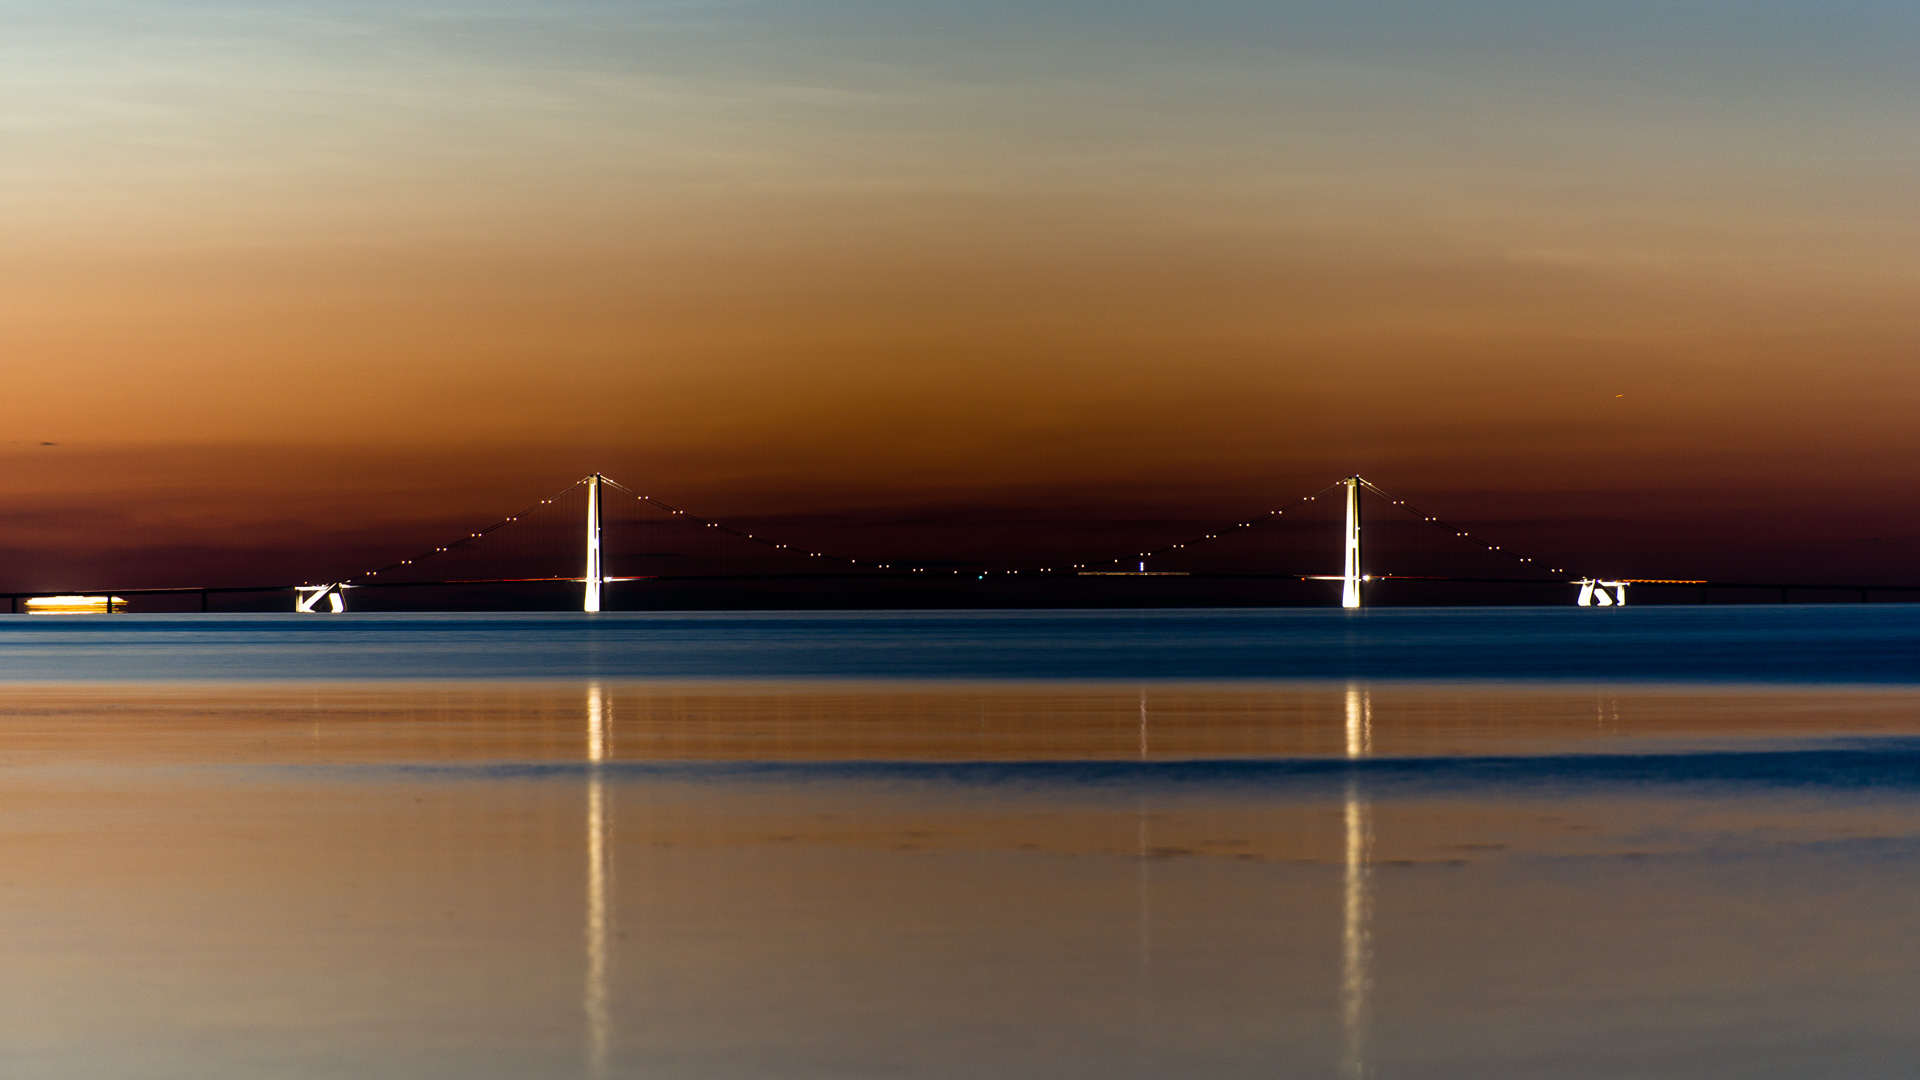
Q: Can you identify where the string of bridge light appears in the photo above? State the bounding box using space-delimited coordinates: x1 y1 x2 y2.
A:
1355 478 1567 576
346 474 913 583
343 473 1573 585
1007 475 1569 577
346 477 589 584
600 478 906 571
1043 480 1351 575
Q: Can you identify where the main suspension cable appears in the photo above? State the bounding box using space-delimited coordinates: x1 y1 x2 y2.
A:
346 478 591 584
1356 477 1567 577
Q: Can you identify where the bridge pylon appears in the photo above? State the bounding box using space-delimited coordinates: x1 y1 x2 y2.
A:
1341 476 1363 608
584 473 604 613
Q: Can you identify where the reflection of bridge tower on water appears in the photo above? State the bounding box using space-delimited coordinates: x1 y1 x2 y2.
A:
584 681 612 1077
1342 685 1373 1079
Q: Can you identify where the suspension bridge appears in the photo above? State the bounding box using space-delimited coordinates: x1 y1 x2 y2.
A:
5 473 1915 612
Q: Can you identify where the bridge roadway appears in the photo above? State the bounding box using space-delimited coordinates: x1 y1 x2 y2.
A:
8 573 1920 613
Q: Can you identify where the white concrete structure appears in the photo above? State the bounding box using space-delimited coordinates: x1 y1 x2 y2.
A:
1576 579 1627 607
584 473 604 613
294 584 346 613
1341 476 1363 609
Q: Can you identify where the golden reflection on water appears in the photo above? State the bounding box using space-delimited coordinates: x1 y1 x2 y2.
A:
1344 684 1373 759
1138 689 1148 760
586 681 611 1078
1342 685 1373 1080
1 681 1918 766
0 681 1918 1077
1342 780 1371 1080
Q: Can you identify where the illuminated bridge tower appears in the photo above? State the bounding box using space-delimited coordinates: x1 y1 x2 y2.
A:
1341 476 1363 609
584 473 604 613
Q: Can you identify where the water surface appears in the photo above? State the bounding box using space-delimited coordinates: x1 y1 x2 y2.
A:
2 611 1918 1077
3 606 1919 682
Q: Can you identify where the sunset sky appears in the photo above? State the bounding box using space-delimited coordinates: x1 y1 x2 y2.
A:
4 0 1917 588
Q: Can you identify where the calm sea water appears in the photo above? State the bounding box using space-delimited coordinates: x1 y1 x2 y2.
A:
1 605 1917 681
2 610 1918 1077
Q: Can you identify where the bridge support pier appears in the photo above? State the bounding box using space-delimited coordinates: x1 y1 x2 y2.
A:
295 584 347 613
1577 579 1627 606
